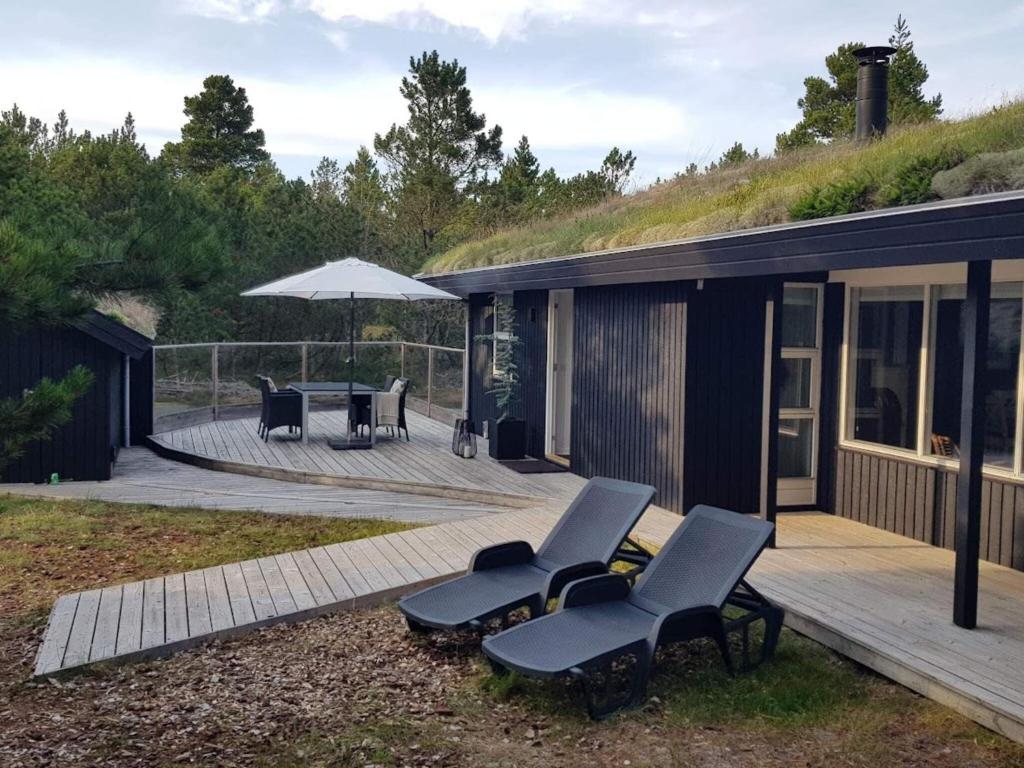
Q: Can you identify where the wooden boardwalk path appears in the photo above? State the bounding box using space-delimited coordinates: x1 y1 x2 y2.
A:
148 411 586 505
32 508 1024 743
1 447 512 524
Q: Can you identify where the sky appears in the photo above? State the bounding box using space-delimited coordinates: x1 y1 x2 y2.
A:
1 1 1022 188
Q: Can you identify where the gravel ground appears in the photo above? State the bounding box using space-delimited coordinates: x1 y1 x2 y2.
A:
1 607 1020 768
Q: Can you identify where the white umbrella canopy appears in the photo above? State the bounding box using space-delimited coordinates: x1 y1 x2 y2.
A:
241 257 459 301
241 257 460 449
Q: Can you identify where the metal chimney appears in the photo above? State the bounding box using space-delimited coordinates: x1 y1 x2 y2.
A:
852 46 897 140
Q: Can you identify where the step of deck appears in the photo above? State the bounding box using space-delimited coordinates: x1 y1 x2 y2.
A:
33 508 560 677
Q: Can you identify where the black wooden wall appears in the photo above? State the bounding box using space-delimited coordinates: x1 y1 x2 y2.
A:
129 350 155 444
572 282 688 512
515 291 548 458
816 282 845 512
0 325 118 483
683 278 769 514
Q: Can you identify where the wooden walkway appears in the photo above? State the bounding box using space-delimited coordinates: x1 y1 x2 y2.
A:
1 447 510 524
149 411 585 505
33 508 1024 743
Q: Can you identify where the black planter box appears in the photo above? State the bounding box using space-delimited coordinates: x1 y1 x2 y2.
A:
488 418 526 460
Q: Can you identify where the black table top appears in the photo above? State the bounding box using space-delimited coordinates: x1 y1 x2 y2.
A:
287 382 379 393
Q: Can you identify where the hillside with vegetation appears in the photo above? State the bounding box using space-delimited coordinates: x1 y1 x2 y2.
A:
423 99 1024 275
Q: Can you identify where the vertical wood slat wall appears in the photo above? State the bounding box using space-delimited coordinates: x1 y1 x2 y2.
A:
683 278 769 515
514 291 548 459
835 447 1024 571
571 282 688 513
0 325 118 483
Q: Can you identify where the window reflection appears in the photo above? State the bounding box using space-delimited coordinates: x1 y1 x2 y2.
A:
850 287 924 450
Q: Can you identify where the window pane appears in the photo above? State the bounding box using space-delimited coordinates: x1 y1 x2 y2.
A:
780 357 812 409
781 286 818 348
928 283 1021 468
778 418 814 478
850 287 924 449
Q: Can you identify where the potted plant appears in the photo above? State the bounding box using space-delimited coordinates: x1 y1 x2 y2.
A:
477 295 526 460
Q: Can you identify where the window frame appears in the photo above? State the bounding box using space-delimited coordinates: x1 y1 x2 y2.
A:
778 283 823 495
837 264 1024 481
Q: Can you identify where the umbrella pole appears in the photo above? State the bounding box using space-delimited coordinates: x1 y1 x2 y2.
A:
348 291 355 443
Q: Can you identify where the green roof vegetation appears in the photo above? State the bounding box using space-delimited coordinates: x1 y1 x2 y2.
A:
423 100 1024 275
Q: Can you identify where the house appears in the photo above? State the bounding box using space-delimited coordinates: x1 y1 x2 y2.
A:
419 189 1024 629
0 309 154 483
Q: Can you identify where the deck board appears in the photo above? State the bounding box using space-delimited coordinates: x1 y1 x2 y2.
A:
30 506 1024 745
145 410 586 505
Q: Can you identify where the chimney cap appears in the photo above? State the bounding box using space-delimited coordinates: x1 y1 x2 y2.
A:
852 46 897 65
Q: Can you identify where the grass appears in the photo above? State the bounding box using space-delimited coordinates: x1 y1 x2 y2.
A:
424 100 1024 274
0 494 413 621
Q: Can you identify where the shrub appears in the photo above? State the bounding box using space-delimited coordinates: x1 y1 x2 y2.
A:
931 148 1024 199
876 147 966 206
789 175 876 220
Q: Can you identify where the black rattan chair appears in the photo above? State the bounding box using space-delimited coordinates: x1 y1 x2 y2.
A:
257 375 302 441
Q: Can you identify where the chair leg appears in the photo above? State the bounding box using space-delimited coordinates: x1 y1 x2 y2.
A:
711 621 735 675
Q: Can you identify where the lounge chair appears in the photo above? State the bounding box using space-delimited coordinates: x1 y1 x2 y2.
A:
481 505 783 718
398 477 656 633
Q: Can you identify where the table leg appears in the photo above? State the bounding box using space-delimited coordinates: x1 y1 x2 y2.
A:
301 392 309 444
369 392 376 448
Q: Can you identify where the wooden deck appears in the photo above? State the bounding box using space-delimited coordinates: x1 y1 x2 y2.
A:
1 447 511 524
149 411 585 505
32 508 1024 743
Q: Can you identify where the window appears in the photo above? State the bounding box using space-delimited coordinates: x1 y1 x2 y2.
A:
844 278 1024 475
927 283 1022 468
492 293 513 376
779 286 820 481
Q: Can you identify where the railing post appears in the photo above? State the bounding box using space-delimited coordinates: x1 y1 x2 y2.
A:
400 343 406 378
211 344 219 421
427 346 434 419
301 343 308 383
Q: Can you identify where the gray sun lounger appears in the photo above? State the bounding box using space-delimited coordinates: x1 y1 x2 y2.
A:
398 477 656 633
481 505 784 718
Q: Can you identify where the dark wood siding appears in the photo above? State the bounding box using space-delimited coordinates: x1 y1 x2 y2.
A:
684 278 770 514
0 325 118 483
571 282 688 512
129 350 155 444
816 283 845 512
835 447 1024 571
515 291 548 458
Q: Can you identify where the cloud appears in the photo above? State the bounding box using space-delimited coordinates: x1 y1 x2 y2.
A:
176 0 736 44
177 0 282 23
475 83 688 152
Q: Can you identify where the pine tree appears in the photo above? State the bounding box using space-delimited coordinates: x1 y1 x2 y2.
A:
161 75 269 174
374 51 503 255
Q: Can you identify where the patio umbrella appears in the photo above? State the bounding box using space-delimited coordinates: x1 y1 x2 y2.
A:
242 257 460 447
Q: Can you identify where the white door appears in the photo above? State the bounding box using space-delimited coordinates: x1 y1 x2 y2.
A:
777 284 823 506
546 290 574 463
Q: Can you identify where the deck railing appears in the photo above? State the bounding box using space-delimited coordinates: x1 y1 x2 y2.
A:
153 341 465 427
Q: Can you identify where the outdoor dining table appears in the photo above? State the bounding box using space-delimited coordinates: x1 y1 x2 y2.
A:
286 381 379 448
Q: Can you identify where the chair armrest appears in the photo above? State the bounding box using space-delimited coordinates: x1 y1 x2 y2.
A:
558 573 631 610
469 540 535 572
543 561 608 602
269 390 302 400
